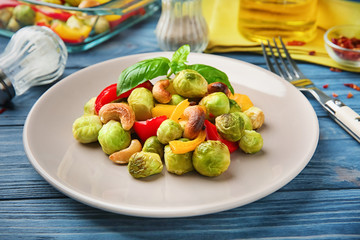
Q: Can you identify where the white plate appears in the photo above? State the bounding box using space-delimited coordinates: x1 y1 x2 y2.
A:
23 52 319 218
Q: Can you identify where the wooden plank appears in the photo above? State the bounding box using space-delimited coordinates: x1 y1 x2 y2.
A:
0 189 359 238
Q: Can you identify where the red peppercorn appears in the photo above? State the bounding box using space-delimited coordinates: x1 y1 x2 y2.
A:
344 83 360 91
287 40 306 46
308 50 316 56
330 67 342 72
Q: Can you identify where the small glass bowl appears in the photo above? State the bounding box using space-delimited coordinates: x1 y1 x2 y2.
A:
324 25 360 68
0 0 160 53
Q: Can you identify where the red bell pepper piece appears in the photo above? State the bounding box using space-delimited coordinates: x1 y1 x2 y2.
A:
204 120 238 153
34 6 73 22
94 81 153 114
133 115 167 142
108 8 146 29
0 0 20 8
36 21 51 28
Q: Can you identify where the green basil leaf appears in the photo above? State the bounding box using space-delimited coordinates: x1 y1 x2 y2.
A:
187 64 234 94
168 44 190 76
117 57 170 96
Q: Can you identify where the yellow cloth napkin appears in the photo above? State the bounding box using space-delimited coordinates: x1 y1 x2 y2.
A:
202 0 360 72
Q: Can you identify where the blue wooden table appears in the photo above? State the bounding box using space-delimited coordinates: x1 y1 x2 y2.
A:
1 11 360 239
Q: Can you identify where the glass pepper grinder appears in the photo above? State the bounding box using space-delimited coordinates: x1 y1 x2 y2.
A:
155 0 209 52
0 26 68 105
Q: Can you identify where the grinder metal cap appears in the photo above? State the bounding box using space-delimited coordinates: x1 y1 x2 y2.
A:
0 69 15 105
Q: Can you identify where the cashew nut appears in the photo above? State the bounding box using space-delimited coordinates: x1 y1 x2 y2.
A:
109 140 142 164
183 106 206 139
98 103 135 131
244 106 265 130
152 79 172 103
207 82 231 97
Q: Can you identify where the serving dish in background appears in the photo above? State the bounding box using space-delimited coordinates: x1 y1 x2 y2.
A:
0 0 160 52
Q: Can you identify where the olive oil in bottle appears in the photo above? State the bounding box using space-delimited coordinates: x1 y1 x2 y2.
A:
238 0 318 42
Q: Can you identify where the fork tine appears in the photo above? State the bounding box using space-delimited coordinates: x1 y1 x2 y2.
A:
273 38 293 80
278 37 306 79
262 37 315 89
261 40 286 78
261 42 277 74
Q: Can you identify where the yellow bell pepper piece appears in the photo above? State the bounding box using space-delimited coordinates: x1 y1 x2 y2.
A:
42 0 63 5
73 0 111 6
151 104 176 118
34 12 51 26
230 93 254 111
170 99 190 122
104 15 122 22
51 21 92 43
169 130 206 154
97 0 111 3
198 105 207 114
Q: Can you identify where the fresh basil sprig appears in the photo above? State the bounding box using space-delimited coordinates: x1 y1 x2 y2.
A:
117 57 170 96
168 44 190 77
187 64 234 94
117 45 234 96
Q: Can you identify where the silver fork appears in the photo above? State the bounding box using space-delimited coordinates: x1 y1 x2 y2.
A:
261 37 360 143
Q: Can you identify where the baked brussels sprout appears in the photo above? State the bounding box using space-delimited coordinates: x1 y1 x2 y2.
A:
229 99 242 113
199 92 230 121
244 106 265 129
98 120 131 155
215 113 245 142
7 17 20 32
192 140 230 177
66 15 84 29
172 69 208 98
234 112 252 130
85 16 110 34
65 0 82 7
142 136 164 159
169 94 186 105
157 119 183 144
128 87 154 121
72 115 103 144
128 152 163 178
0 8 12 28
164 140 194 175
93 17 110 34
13 5 35 26
83 97 96 115
239 130 263 154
